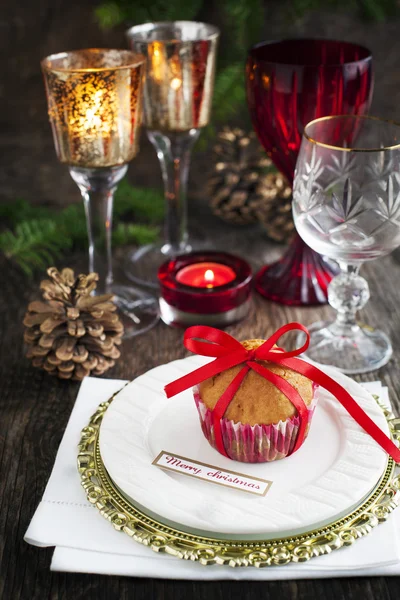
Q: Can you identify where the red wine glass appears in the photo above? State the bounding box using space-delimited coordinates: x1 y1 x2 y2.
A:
246 39 373 305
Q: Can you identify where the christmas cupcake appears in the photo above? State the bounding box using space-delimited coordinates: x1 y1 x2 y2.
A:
194 339 318 463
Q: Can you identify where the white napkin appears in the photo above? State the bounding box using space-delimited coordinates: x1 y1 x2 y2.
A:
25 377 400 579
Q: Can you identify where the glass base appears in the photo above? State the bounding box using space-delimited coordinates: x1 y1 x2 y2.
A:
255 235 338 306
299 320 392 374
125 242 195 289
110 284 160 338
159 296 251 328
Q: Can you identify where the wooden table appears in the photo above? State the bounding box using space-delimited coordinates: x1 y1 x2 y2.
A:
1 216 400 599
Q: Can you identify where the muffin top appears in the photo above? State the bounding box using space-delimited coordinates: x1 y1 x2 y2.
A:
199 339 313 426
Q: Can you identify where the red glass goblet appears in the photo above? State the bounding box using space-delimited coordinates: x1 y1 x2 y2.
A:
246 39 373 305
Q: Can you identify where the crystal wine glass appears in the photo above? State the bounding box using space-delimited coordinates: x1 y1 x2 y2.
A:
41 49 159 337
125 21 220 288
246 39 373 305
293 115 400 373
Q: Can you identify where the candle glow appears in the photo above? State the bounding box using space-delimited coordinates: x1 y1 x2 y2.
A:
176 262 236 288
150 41 164 83
204 269 214 287
127 23 219 132
42 49 144 167
170 77 182 90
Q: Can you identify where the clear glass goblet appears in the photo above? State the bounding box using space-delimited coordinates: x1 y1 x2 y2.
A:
293 115 400 373
125 21 220 288
41 49 159 337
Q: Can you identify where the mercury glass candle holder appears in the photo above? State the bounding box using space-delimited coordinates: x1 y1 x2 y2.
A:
125 21 220 288
41 48 159 337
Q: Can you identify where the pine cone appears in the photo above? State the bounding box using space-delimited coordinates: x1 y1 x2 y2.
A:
208 127 294 242
255 173 295 243
23 267 124 380
208 127 269 225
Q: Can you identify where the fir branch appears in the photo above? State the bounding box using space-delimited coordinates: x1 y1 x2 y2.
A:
0 198 53 228
114 180 165 223
95 2 124 28
113 222 159 246
212 64 246 123
56 203 88 248
290 0 398 20
0 181 164 276
0 219 72 277
359 0 395 20
95 0 202 29
220 0 264 62
196 124 217 152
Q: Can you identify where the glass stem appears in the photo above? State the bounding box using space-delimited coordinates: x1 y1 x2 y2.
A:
327 262 370 335
147 128 200 256
69 165 127 294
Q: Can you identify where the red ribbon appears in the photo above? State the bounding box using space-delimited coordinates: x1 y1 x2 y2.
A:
165 323 400 463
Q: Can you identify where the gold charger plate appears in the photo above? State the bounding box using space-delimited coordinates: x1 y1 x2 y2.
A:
78 393 400 568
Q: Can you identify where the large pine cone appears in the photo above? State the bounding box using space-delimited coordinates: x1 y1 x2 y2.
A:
23 267 124 380
208 127 294 242
208 127 270 225
254 172 295 243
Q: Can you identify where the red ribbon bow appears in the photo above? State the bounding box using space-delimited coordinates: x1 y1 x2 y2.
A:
165 323 400 462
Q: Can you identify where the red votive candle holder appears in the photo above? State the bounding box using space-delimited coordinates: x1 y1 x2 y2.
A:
158 251 252 327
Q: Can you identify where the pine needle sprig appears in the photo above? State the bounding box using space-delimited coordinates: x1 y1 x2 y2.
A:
0 180 165 277
95 0 202 29
114 180 164 223
94 1 124 28
0 198 53 229
196 63 248 151
113 223 159 246
0 219 72 277
212 63 246 123
57 203 89 249
219 0 264 67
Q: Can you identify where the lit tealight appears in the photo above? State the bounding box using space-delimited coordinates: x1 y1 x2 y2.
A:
175 262 236 288
205 269 214 288
170 77 182 90
158 252 252 327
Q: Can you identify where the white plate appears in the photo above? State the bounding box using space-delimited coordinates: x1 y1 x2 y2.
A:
99 356 389 537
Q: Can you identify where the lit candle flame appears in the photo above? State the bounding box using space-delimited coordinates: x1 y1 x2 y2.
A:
69 85 112 135
170 77 182 90
151 41 164 82
205 269 214 287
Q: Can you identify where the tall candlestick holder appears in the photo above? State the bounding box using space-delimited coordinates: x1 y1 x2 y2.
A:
125 21 220 288
41 49 159 337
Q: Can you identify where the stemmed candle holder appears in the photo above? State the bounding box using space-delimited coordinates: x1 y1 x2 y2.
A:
126 21 220 288
41 49 159 337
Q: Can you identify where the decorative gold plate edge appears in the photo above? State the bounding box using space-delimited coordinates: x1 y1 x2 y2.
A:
77 392 400 568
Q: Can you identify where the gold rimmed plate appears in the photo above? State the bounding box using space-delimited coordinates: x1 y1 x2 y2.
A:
78 376 400 567
98 357 393 537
